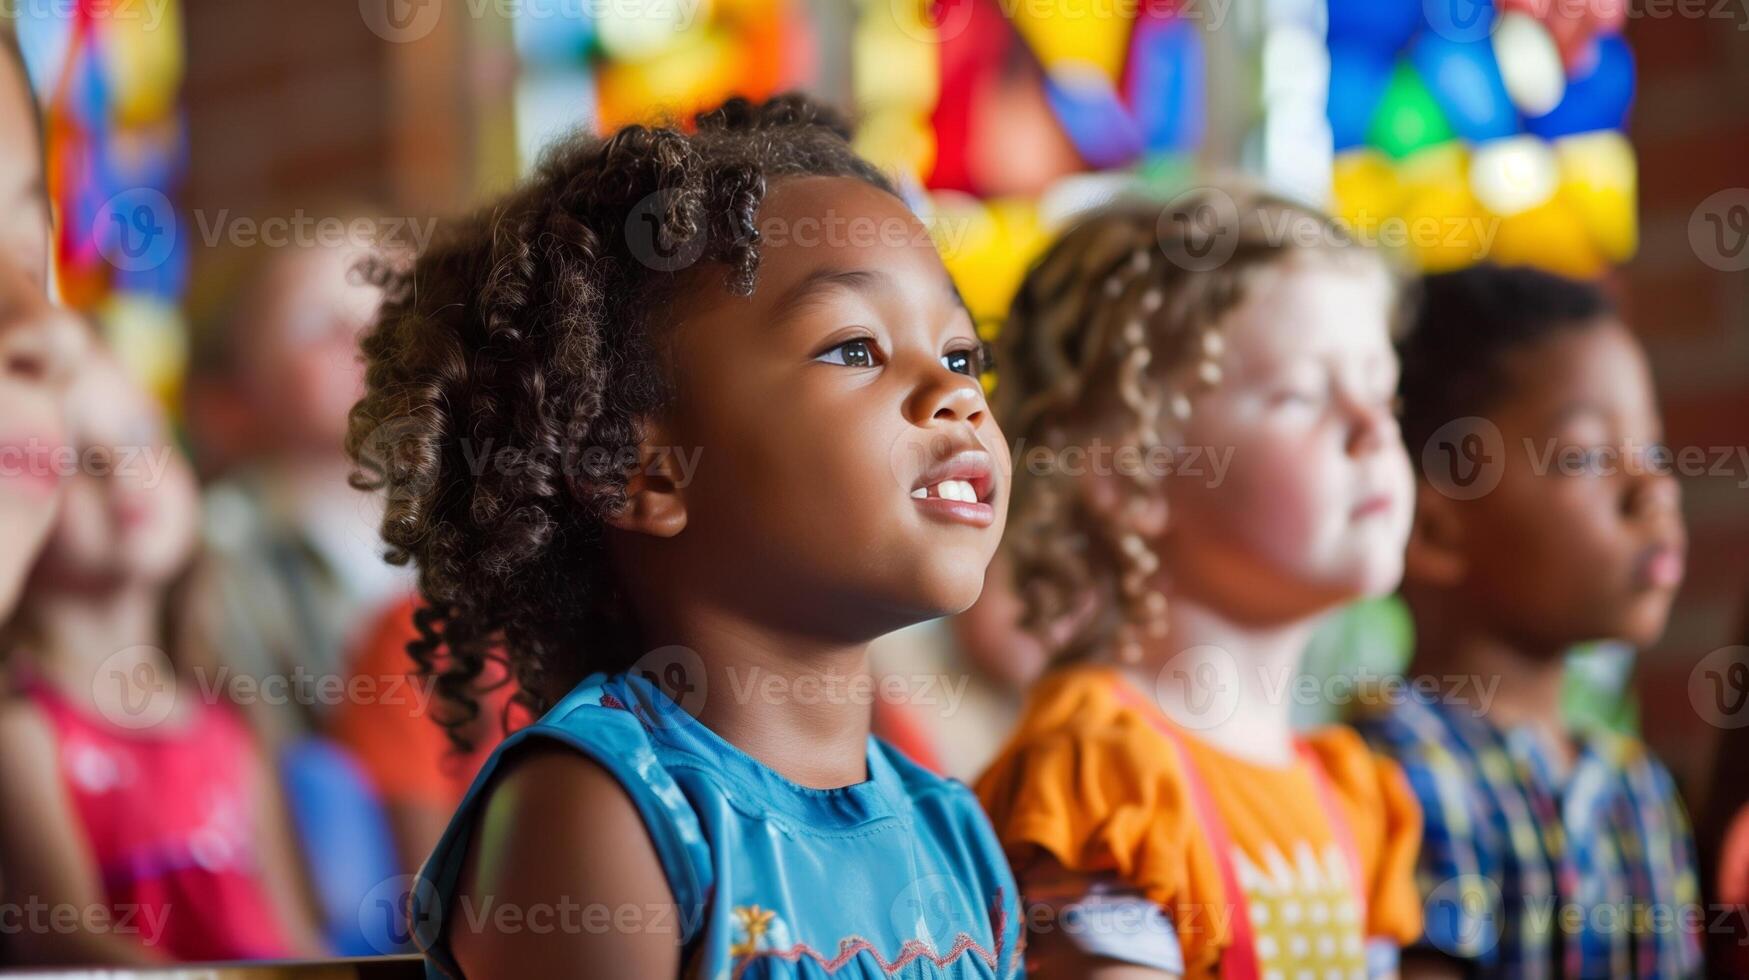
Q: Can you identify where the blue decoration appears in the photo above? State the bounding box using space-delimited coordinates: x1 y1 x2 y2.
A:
1126 15 1204 155
1423 0 1497 45
1328 45 1394 152
1526 33 1634 138
1328 0 1421 54
1412 33 1517 142
1045 70 1144 170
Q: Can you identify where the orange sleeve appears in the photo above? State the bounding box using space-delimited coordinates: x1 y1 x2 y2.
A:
975 721 1228 973
331 598 455 809
1306 726 1425 946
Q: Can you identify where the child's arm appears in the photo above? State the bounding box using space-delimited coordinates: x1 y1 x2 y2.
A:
1399 950 1467 979
0 702 161 965
1020 853 1183 980
1027 925 1182 980
451 743 682 978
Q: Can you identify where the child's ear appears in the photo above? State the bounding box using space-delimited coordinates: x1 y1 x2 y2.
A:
599 418 689 539
1405 483 1465 587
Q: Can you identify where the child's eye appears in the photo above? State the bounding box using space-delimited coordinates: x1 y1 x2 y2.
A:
942 345 984 377
815 338 879 368
1271 387 1325 408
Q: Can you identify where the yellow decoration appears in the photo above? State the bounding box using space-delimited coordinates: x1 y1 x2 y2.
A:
1491 198 1606 278
597 0 709 60
1555 130 1637 263
596 29 744 131
1007 4 1133 83
853 107 935 182
930 193 1049 331
99 0 185 126
101 292 187 410
853 18 938 111
1395 142 1470 196
1331 150 1405 231
1398 184 1490 273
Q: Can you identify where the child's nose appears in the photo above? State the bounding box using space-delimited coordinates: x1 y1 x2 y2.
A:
907 364 988 429
0 273 84 391
1343 396 1399 457
1624 467 1682 521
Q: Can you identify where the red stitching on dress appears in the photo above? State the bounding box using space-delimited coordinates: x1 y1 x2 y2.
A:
729 889 1009 979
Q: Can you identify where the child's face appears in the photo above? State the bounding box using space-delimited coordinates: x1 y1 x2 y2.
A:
655 176 1009 635
1161 258 1413 621
32 355 200 594
239 244 377 458
1426 319 1684 650
0 48 82 611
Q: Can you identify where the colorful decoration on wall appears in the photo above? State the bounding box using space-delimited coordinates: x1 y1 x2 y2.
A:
15 0 188 404
510 0 817 170
1325 0 1636 277
854 0 1206 333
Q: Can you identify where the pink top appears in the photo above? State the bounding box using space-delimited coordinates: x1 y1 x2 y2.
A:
22 676 297 962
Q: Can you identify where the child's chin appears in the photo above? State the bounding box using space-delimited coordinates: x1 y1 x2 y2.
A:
899 570 989 624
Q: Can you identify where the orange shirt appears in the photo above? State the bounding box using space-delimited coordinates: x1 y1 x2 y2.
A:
976 664 1423 978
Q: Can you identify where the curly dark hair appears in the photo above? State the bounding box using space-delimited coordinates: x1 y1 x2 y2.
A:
1397 262 1614 468
347 93 896 751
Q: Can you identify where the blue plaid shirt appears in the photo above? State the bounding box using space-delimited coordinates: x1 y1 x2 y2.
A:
1355 691 1702 979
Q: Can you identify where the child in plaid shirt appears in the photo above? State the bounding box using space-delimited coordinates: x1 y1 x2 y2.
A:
1356 264 1702 979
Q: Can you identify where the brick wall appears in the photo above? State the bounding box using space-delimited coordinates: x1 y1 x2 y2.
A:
1623 9 1749 808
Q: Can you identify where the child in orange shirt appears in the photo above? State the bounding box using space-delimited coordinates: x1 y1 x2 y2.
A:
977 188 1424 979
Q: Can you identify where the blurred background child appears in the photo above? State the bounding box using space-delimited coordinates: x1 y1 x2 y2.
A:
1357 263 1701 978
0 344 324 964
977 188 1423 979
186 240 410 753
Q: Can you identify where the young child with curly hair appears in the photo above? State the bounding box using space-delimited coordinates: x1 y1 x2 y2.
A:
349 94 1024 978
975 189 1425 979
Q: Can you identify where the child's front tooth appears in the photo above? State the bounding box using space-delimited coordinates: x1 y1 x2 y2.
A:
911 486 928 499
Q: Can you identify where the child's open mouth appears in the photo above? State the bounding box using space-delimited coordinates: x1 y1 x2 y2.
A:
910 449 996 528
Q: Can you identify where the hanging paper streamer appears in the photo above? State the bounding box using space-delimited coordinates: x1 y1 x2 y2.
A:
508 0 818 168
852 0 1207 332
19 0 189 404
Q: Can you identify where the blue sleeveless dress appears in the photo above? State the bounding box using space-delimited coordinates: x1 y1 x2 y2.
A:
412 671 1026 979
